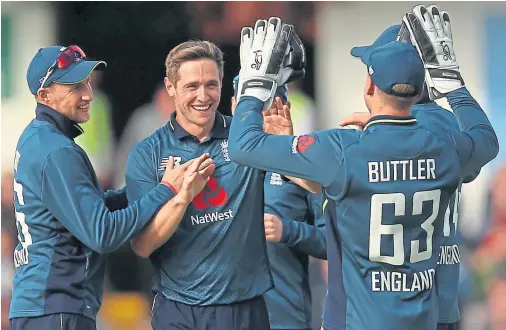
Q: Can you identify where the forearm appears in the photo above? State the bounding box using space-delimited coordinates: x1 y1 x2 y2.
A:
287 176 322 194
131 194 189 258
447 88 499 174
281 218 327 259
448 88 499 156
229 97 339 187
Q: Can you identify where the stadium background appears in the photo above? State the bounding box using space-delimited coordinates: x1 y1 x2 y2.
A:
1 2 505 329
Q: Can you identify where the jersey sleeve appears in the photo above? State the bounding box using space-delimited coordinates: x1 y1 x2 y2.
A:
229 97 344 187
445 88 499 178
281 217 327 259
41 146 174 254
125 144 159 205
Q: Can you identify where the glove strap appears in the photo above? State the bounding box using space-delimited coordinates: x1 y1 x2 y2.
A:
426 68 465 85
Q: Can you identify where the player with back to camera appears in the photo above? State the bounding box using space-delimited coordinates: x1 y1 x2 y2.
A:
228 16 498 330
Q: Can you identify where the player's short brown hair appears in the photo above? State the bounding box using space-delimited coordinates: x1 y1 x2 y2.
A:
380 83 422 110
165 40 224 85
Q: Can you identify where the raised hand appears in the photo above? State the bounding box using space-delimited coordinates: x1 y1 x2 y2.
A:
161 157 196 192
237 17 305 110
263 97 293 136
398 5 464 100
339 112 372 131
177 153 216 204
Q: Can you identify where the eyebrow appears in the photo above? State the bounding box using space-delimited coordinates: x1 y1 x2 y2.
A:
183 81 199 88
183 79 219 88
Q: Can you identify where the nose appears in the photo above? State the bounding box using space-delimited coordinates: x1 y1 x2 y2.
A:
81 82 93 101
196 85 209 102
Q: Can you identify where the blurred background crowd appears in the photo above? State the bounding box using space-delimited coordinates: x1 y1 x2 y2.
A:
1 2 505 330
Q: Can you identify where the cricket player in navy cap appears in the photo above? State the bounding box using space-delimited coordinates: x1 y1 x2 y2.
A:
10 44 213 330
339 5 488 330
229 17 498 330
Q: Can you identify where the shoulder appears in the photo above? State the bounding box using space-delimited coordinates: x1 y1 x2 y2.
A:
131 124 171 155
18 121 84 165
413 103 458 130
325 128 361 151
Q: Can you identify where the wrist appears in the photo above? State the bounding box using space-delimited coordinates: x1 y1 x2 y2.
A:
280 218 291 243
173 192 192 206
160 181 177 194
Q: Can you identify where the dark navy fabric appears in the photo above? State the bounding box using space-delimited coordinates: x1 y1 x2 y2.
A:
10 313 96 330
437 322 459 330
263 172 325 329
151 292 270 330
126 112 273 306
229 88 498 330
10 103 173 320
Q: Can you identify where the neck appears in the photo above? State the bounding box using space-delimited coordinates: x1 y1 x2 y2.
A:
175 112 215 142
371 104 411 117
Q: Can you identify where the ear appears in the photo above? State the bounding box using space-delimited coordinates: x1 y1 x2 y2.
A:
365 74 375 96
36 88 50 103
164 77 175 97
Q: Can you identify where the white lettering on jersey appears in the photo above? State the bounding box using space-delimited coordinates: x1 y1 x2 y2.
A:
368 159 436 182
371 268 435 292
291 136 300 154
190 209 234 225
437 244 461 265
14 150 20 172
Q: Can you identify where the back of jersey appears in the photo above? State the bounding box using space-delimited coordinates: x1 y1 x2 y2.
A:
413 103 464 323
328 120 460 330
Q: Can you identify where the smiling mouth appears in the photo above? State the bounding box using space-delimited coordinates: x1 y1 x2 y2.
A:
77 104 89 111
192 104 212 112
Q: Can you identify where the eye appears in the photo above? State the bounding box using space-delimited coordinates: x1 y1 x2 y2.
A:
185 85 198 91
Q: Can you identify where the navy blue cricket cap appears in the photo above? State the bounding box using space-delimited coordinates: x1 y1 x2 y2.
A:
27 45 106 95
352 39 424 96
350 25 401 57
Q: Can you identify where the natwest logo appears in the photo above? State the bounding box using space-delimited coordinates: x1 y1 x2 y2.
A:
192 176 227 209
191 210 234 226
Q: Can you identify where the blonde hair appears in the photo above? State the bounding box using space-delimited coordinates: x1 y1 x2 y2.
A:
380 83 421 110
165 40 224 85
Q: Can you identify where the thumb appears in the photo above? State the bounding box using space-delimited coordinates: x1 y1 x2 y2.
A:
167 156 175 170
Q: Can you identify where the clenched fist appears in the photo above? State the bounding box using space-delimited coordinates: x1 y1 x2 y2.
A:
264 213 283 242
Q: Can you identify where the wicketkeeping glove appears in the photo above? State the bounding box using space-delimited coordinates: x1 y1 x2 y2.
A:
237 17 306 110
398 5 465 100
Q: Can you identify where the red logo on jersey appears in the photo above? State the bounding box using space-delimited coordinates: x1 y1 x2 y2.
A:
297 135 315 153
192 176 228 209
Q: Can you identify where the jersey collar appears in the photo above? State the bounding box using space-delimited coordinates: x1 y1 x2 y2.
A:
35 103 84 139
364 115 417 131
168 111 229 140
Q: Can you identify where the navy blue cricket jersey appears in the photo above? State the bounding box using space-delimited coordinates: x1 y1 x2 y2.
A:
264 172 326 329
125 111 273 306
10 104 174 320
229 87 498 330
412 98 479 324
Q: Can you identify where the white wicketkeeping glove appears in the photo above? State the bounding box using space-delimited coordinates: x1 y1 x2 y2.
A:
237 17 305 110
398 5 465 100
